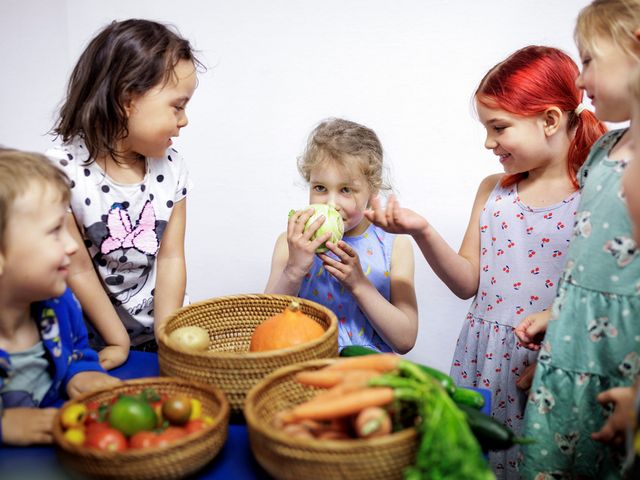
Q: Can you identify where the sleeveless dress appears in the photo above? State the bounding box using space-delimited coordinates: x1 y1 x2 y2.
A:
521 129 640 479
297 223 395 352
450 180 579 479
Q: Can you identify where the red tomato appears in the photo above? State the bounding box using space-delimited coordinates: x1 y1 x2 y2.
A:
185 419 207 435
155 426 187 447
85 421 110 437
129 431 159 449
85 427 128 452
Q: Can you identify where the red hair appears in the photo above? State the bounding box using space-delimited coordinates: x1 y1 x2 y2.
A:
476 46 607 189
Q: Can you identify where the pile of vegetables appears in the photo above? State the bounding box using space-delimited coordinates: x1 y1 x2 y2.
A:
275 348 532 479
59 388 215 451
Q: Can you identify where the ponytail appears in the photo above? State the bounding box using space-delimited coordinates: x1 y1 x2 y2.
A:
566 109 607 189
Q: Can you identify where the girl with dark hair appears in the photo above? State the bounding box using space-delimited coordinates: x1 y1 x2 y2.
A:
46 19 202 369
366 45 606 478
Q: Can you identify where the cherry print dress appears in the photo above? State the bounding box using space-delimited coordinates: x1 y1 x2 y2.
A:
47 138 191 347
449 179 579 479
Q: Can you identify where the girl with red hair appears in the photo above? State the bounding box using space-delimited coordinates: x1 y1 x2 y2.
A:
366 45 606 478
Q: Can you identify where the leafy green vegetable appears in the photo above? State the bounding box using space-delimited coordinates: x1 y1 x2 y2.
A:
290 204 344 253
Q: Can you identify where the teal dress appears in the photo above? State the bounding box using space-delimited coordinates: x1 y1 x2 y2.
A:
521 129 640 479
297 223 394 352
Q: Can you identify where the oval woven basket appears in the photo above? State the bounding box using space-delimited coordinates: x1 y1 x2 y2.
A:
53 377 230 480
157 294 338 416
244 359 418 480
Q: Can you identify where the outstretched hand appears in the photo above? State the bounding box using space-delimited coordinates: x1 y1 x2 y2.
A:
318 241 369 293
514 310 552 350
67 370 121 398
1 407 58 445
364 195 428 236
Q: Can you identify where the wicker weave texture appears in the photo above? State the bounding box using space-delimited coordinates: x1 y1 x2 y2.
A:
245 359 418 480
53 377 230 480
157 294 338 415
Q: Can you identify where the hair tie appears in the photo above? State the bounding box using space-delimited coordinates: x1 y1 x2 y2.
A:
574 103 587 116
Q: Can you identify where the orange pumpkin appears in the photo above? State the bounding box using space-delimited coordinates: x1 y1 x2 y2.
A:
249 301 325 352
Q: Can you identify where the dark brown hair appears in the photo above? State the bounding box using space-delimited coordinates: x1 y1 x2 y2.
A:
53 19 203 163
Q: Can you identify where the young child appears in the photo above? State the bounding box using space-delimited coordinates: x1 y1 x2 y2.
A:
265 118 418 354
366 46 606 478
47 19 201 369
515 1 640 477
0 149 118 446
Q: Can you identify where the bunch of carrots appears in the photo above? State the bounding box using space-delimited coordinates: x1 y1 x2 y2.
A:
274 354 495 480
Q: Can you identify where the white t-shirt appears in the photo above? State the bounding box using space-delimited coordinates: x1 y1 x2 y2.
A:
47 138 191 346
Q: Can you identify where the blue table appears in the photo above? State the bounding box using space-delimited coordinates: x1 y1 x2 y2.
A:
0 352 490 479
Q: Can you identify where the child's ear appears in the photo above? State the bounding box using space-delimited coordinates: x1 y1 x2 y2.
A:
543 107 562 137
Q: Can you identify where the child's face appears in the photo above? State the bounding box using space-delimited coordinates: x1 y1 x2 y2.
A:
477 102 553 176
0 183 78 302
122 59 197 160
623 101 640 243
576 36 638 123
309 159 373 236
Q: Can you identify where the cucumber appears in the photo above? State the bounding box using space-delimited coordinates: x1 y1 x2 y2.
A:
458 404 533 451
339 345 457 396
452 386 486 409
339 345 379 357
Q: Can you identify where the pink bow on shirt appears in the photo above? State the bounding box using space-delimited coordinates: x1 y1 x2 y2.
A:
101 200 159 255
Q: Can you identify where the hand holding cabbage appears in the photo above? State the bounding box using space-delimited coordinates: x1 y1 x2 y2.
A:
288 204 344 253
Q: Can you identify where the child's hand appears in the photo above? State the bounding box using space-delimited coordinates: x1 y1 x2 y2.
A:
1 407 58 445
514 310 551 350
67 371 121 398
364 195 429 237
592 386 637 445
516 361 537 391
318 241 369 293
98 345 129 370
285 208 332 280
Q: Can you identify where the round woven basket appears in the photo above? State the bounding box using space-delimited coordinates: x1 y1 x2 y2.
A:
53 377 230 480
244 359 418 480
157 294 338 416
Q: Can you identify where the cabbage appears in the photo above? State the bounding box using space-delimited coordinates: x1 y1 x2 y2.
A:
290 204 344 253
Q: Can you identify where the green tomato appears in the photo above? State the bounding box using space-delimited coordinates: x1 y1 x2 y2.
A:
108 395 157 437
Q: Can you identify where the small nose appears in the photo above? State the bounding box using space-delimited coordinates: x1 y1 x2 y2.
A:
64 228 79 257
575 73 584 90
178 111 189 129
484 134 497 150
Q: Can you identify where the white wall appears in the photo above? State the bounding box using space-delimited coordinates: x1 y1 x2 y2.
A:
0 0 591 371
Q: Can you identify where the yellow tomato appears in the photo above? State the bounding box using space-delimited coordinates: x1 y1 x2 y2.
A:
64 427 86 446
61 403 88 428
189 399 202 421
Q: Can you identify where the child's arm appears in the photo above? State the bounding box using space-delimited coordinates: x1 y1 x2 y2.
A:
592 383 639 445
365 175 501 299
1 408 58 445
319 236 418 353
514 309 552 351
154 199 187 336
265 208 332 295
64 213 130 370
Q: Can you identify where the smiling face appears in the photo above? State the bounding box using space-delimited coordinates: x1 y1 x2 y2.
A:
576 35 638 123
0 183 78 303
477 102 552 176
308 158 374 236
121 59 197 159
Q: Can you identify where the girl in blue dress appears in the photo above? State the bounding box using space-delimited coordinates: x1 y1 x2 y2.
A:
265 118 418 354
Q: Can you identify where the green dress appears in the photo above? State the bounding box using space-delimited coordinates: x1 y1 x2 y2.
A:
521 129 640 479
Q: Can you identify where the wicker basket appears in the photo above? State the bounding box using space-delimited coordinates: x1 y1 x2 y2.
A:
244 359 418 480
53 377 230 480
157 294 338 416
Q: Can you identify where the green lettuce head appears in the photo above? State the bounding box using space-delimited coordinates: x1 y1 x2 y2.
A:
289 204 344 253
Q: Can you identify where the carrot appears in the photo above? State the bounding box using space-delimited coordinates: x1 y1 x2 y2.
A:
353 406 392 439
295 369 348 388
306 370 381 403
325 354 400 373
288 387 394 421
